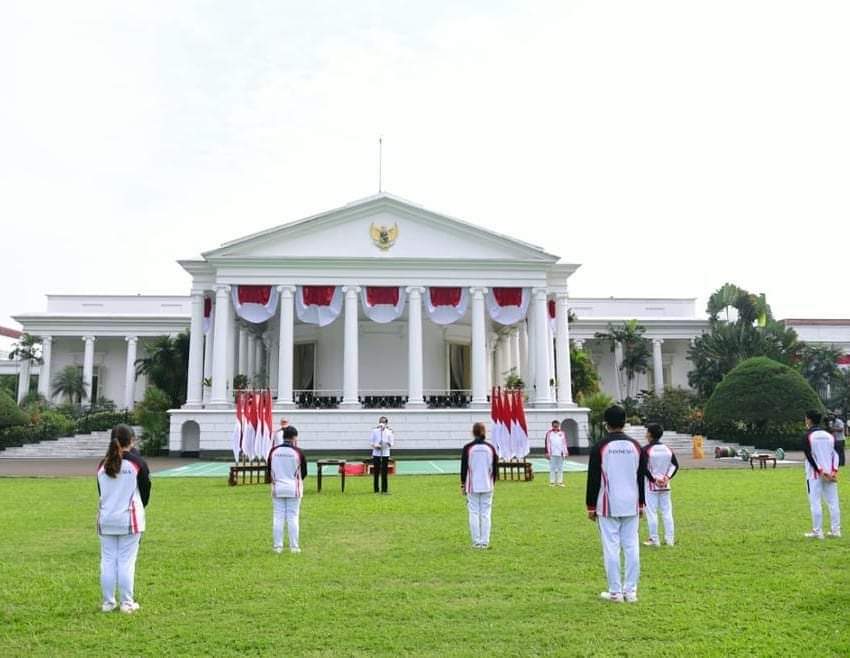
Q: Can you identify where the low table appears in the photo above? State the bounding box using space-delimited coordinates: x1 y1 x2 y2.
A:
316 459 347 493
750 454 777 469
497 460 534 481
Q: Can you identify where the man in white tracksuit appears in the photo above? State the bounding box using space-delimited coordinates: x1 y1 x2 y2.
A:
586 405 648 603
641 423 679 547
802 410 841 539
267 426 308 553
460 422 500 549
545 420 569 487
370 416 394 495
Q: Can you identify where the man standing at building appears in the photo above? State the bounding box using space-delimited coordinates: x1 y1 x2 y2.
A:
803 410 841 539
586 405 647 603
370 416 394 495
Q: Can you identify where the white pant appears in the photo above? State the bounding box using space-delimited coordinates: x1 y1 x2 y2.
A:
808 478 841 534
646 491 674 543
467 491 494 546
99 533 142 606
273 496 302 550
598 515 640 595
549 456 564 484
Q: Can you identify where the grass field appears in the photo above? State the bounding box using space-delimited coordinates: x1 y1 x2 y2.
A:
1 468 848 657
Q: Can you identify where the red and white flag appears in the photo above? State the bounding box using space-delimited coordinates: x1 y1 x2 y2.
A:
231 392 244 463
296 286 343 326
243 393 257 460
231 285 280 324
490 387 505 459
425 287 468 325
486 287 530 326
513 389 530 458
361 287 406 324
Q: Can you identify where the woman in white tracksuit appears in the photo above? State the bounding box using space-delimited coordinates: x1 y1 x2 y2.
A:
267 425 308 553
96 424 151 614
545 420 569 486
460 422 499 549
641 423 679 547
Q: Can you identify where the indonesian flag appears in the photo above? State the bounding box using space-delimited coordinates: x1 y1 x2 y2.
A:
361 287 406 323
503 389 517 460
296 286 343 326
490 387 505 459
243 393 257 460
513 389 530 458
232 285 280 324
203 296 214 335
425 287 468 325
261 390 274 461
486 287 530 326
231 392 244 462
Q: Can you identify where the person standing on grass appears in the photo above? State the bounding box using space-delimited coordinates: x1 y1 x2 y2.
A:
97 424 150 614
641 423 679 547
545 419 569 487
586 405 647 603
803 410 841 539
268 425 307 553
829 414 845 467
461 422 499 549
370 416 394 495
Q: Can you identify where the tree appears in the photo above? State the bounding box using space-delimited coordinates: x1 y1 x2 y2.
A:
594 320 651 400
570 343 599 400
135 333 190 408
8 333 42 365
578 391 615 443
798 344 843 403
688 284 801 399
0 389 29 429
51 366 87 406
704 356 823 449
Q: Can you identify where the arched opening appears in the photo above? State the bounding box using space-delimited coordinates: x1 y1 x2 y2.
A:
181 420 200 457
561 418 579 449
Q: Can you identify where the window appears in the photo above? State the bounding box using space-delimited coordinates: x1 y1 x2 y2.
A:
293 343 316 392
448 343 471 391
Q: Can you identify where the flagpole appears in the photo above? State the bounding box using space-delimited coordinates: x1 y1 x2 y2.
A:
378 136 383 193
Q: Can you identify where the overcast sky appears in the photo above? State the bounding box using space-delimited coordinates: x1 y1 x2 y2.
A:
2 0 849 340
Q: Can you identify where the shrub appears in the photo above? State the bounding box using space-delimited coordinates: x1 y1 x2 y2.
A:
704 357 823 450
74 411 134 435
0 390 28 429
578 391 615 443
0 408 75 449
19 391 49 411
639 388 698 433
136 387 171 456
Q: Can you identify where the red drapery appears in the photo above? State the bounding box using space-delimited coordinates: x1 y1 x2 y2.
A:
493 287 523 307
548 299 556 319
204 297 212 318
429 287 463 307
237 285 272 305
302 285 336 306
366 286 400 306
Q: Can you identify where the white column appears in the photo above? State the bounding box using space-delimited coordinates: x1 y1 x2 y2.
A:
81 335 96 408
254 338 264 385
613 341 624 401
341 285 361 407
124 336 138 410
16 359 31 404
406 287 426 407
555 293 573 405
186 292 205 407
526 307 537 396
202 327 214 403
210 285 231 406
37 336 53 399
246 334 256 381
519 320 529 384
511 329 521 378
470 287 489 407
276 286 296 407
652 338 664 392
500 333 513 377
532 288 553 406
238 328 248 375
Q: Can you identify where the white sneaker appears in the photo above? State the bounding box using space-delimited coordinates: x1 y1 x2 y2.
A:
804 531 825 540
599 591 623 603
827 530 842 538
119 601 140 614
290 547 302 554
643 539 660 547
624 591 638 603
665 539 675 547
558 483 565 488
273 547 283 554
101 601 117 613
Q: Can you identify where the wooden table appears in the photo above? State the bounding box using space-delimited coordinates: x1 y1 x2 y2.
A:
750 454 777 469
497 460 534 481
316 459 347 493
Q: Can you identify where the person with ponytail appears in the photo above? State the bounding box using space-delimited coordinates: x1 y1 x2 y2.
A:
96 424 151 613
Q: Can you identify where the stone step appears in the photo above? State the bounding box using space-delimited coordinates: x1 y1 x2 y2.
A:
0 428 142 459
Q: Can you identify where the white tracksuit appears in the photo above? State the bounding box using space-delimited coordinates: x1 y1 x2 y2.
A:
268 442 308 550
461 439 499 547
586 433 647 595
96 452 150 607
643 442 679 544
545 430 569 484
804 428 841 535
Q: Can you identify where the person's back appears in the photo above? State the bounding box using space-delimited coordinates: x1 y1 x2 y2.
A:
805 427 837 480
461 423 499 549
268 426 307 553
97 451 149 535
268 443 306 498
590 433 643 517
644 443 677 493
462 439 498 494
802 411 841 540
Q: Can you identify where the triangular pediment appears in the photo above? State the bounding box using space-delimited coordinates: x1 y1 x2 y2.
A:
202 194 558 262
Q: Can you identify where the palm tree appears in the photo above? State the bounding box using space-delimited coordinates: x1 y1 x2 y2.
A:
135 333 190 408
51 366 87 405
8 333 42 364
800 344 843 402
594 320 651 400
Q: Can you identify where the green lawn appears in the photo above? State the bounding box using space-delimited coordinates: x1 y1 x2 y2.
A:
1 469 848 657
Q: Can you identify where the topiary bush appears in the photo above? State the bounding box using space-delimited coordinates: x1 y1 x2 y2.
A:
704 357 823 450
639 388 699 433
135 387 171 456
0 390 28 429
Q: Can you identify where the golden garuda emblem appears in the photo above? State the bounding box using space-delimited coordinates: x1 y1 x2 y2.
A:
369 222 399 250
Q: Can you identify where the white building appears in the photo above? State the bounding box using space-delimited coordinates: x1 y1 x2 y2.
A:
17 193 841 456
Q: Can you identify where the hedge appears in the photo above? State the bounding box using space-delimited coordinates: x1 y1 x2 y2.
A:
0 390 28 429
74 411 135 435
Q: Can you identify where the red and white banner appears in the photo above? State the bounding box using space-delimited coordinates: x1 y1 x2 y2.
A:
295 285 343 327
233 389 275 461
510 389 529 459
231 286 279 324
486 287 530 326
425 287 469 325
230 392 244 463
361 286 406 324
203 296 214 335
490 387 508 459
548 299 557 335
